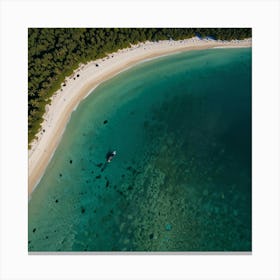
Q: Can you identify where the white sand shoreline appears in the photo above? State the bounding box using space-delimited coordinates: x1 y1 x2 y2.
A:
28 37 252 197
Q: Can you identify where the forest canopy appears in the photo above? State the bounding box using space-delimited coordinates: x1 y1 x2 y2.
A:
28 28 252 146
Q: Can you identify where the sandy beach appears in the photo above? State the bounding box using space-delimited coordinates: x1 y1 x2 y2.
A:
28 37 252 197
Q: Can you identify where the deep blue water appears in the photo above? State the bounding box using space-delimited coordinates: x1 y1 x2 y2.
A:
29 48 252 252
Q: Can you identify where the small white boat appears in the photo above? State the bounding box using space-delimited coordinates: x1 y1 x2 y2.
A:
106 151 116 162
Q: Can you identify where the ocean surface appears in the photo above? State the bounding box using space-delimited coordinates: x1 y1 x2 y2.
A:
28 48 252 252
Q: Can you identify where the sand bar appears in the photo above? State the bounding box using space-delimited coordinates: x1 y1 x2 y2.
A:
28 37 252 197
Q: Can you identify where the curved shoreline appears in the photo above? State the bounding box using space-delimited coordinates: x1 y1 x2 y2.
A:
28 37 252 197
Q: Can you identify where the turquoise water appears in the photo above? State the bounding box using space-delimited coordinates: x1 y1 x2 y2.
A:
28 48 252 252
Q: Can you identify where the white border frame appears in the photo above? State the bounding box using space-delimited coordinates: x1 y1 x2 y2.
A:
1 0 279 279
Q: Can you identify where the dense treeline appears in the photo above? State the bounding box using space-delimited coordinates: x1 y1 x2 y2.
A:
28 28 251 145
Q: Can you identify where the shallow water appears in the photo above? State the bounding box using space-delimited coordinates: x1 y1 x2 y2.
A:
28 48 252 252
